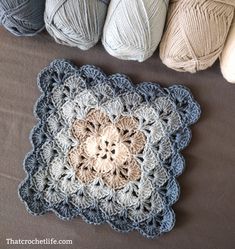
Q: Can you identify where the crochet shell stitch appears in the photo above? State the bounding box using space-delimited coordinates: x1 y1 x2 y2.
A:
18 59 201 238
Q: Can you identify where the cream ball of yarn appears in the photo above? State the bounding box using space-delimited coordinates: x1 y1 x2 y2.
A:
44 0 110 50
102 0 169 62
0 0 45 36
220 17 235 83
160 0 235 73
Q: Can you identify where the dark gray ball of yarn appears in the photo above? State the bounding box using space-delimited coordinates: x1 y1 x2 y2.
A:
0 0 45 36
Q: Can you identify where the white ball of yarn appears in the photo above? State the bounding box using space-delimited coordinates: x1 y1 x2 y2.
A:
220 18 235 83
102 0 169 62
44 0 109 50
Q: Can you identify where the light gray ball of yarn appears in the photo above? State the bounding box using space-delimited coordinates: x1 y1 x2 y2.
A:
45 0 110 50
0 0 45 36
102 0 169 62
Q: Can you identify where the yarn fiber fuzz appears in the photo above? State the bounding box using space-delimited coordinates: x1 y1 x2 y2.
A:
45 0 109 51
160 0 235 73
102 0 169 62
0 0 45 36
220 17 235 83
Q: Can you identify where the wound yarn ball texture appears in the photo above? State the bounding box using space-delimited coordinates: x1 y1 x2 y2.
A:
102 0 169 62
0 0 45 36
220 17 235 83
44 0 110 51
160 0 235 73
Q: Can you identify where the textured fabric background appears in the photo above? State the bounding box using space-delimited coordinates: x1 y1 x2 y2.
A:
0 27 234 249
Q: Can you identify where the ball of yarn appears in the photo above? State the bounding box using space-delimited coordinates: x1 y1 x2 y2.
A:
44 0 110 51
220 17 235 83
102 0 169 62
0 0 45 36
160 0 235 73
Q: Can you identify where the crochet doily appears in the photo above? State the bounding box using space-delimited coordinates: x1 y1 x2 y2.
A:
18 59 201 238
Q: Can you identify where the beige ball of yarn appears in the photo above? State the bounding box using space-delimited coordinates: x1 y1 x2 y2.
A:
160 0 235 73
44 0 109 50
220 17 235 83
102 0 169 62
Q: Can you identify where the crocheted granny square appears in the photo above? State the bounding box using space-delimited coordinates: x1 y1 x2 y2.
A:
18 59 201 238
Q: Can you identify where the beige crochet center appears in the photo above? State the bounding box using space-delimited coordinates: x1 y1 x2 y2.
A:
68 109 146 189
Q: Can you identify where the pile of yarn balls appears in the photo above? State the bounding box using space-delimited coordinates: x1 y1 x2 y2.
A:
0 0 235 83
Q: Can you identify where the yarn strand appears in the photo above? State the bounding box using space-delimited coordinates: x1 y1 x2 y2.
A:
220 17 235 83
160 0 235 73
45 0 109 50
0 0 45 36
102 0 169 62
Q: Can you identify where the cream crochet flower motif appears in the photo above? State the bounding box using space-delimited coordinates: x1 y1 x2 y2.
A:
68 109 145 189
